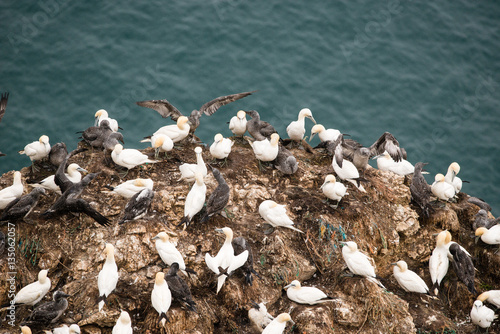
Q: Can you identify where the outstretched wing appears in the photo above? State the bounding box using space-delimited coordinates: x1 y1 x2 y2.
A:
136 99 183 121
369 132 404 162
0 92 8 123
200 91 256 116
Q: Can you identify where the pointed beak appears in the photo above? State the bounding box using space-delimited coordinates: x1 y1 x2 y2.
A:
284 283 292 289
309 132 316 142
308 115 317 124
320 181 328 189
372 154 383 160
94 118 99 126
151 236 159 240
77 167 88 174
215 228 224 233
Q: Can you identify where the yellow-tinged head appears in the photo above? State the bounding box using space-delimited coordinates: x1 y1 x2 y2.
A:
133 178 145 187
154 136 165 149
113 144 123 154
270 133 280 146
237 110 246 119
104 243 115 257
119 310 131 324
215 227 234 241
155 272 165 285
284 280 301 290
38 269 49 283
13 171 22 184
276 313 292 323
475 227 488 237
311 124 325 135
177 116 189 126
21 326 32 334
435 230 449 246
477 291 489 302
434 173 445 182
394 260 408 272
268 200 278 209
95 109 108 118
214 133 223 143
39 135 49 144
449 162 460 174
153 231 170 242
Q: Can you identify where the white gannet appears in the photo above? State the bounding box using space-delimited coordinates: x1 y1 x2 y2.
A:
152 232 195 275
471 300 497 329
111 144 157 173
0 171 23 210
151 272 172 327
229 110 247 136
6 269 51 307
210 133 234 160
332 155 366 192
429 230 450 295
391 260 429 294
284 280 335 305
21 291 69 326
286 108 316 142
431 173 455 201
262 313 292 334
95 109 119 132
373 151 414 176
97 243 119 312
310 124 340 142
475 226 500 245
320 174 348 207
31 163 87 195
478 290 500 308
142 116 191 144
164 263 197 312
248 302 274 332
444 162 462 195
341 241 384 288
151 133 173 159
205 227 249 293
258 200 303 233
179 172 206 228
105 178 154 199
178 147 207 182
137 91 254 134
112 310 133 334
247 133 280 162
19 135 51 162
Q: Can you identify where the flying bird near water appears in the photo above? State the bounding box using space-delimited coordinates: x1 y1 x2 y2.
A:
136 91 255 134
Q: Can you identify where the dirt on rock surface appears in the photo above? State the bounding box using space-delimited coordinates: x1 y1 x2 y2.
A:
0 140 497 334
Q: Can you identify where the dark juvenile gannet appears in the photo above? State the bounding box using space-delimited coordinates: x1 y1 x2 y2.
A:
448 243 476 294
136 91 255 133
97 243 119 312
179 172 206 228
410 162 434 218
0 187 46 224
272 145 298 175
468 197 492 212
391 260 429 294
0 92 9 123
0 171 24 210
200 166 230 224
1 269 50 307
341 241 385 288
284 280 335 305
48 142 68 167
232 236 260 285
470 300 497 330
473 210 500 230
103 132 125 154
164 262 197 312
0 231 4 254
151 272 172 327
248 302 274 332
245 110 278 140
228 110 247 136
112 310 133 334
94 109 119 132
80 120 113 148
262 313 292 334
31 163 87 195
119 188 154 225
286 108 316 142
205 227 249 293
21 291 69 326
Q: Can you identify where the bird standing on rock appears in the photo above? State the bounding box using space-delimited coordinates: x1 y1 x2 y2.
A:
151 272 172 327
152 231 196 275
0 187 46 224
258 200 303 233
164 262 197 312
95 109 119 132
111 144 157 176
119 188 154 225
21 291 69 326
210 133 233 161
0 171 23 210
178 147 207 182
112 310 133 334
200 166 230 224
391 260 429 294
320 174 347 208
341 241 385 288
286 108 316 142
2 269 50 307
262 313 293 334
229 110 247 137
179 172 206 228
97 243 118 312
284 280 336 305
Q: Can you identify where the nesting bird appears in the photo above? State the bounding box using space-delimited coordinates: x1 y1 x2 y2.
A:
48 142 68 167
119 188 154 224
50 324 81 334
286 108 316 142
320 174 348 207
477 290 500 308
104 178 154 199
284 280 335 305
80 120 113 148
31 163 87 195
245 110 278 140
94 109 119 132
229 110 247 136
473 210 500 230
151 133 173 159
429 230 451 295
205 227 249 293
0 171 23 210
272 146 298 175
310 124 340 142
200 166 230 224
330 136 366 192
391 260 429 294
142 116 190 144
247 133 280 162
210 133 233 160
475 225 500 246
258 200 303 233
447 243 476 294
21 291 69 326
3 269 51 307
111 144 157 174
112 310 133 334
248 302 274 332
444 162 462 195
137 90 254 134
470 300 497 330
19 135 51 172
0 187 45 223
232 236 259 285
21 326 32 334
151 272 172 327
152 232 195 275
179 172 206 228
341 241 384 288
178 147 207 182
373 151 414 176
410 162 434 218
262 313 293 334
97 243 119 312
431 173 455 201
164 262 197 312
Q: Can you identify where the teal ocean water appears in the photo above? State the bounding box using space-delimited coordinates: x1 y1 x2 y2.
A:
1 1 499 213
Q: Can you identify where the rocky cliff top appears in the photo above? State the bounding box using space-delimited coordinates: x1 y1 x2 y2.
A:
0 140 498 334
